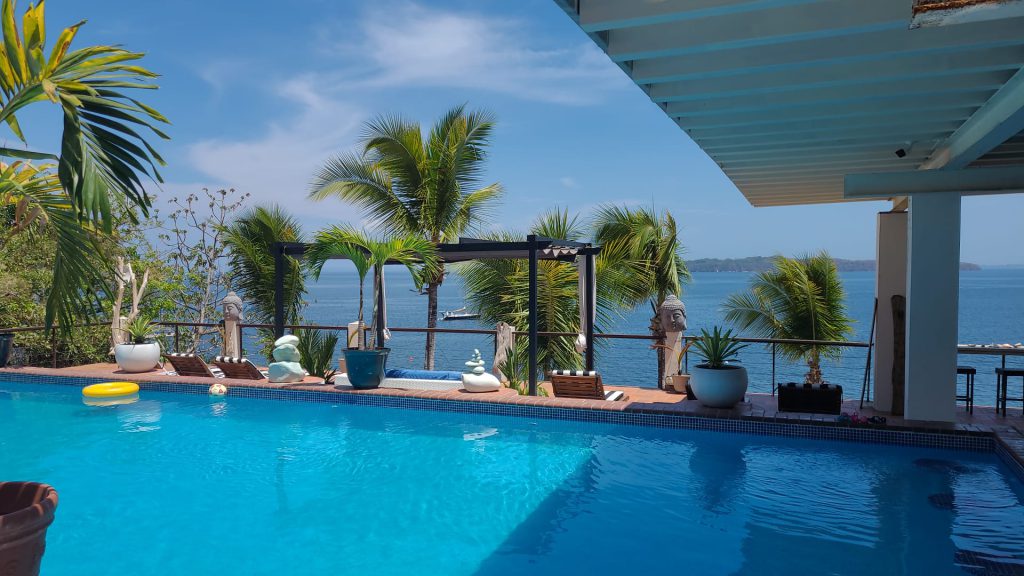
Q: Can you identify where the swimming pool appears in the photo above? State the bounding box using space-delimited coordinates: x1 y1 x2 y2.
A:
1 377 1022 575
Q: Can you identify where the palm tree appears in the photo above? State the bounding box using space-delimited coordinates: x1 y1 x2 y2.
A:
308 104 502 368
306 226 439 350
0 0 169 329
222 205 306 355
458 208 639 379
723 252 853 385
593 205 690 386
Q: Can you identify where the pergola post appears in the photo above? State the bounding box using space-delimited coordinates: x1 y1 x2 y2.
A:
873 210 908 413
528 234 539 396
584 251 596 372
273 241 285 340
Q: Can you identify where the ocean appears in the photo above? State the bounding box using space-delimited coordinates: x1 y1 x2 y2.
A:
280 263 1024 403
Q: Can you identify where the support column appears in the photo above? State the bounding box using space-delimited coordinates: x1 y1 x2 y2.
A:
905 193 961 422
873 211 907 413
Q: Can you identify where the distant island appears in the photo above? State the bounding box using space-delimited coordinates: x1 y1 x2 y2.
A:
688 257 982 273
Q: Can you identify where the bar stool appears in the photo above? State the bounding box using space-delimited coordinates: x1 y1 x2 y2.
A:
995 367 1024 416
956 365 975 414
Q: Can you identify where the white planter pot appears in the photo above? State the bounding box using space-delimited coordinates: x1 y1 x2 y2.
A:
114 342 161 373
665 373 691 395
690 364 748 408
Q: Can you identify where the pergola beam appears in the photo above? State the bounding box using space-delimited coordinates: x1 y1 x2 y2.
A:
845 166 1024 198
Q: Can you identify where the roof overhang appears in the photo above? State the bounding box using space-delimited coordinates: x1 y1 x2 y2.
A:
554 0 1024 206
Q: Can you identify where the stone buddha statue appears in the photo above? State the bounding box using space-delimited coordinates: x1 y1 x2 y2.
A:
222 291 244 358
659 294 687 333
223 291 244 322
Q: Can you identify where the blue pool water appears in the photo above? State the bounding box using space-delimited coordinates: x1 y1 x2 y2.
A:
2 377 1023 576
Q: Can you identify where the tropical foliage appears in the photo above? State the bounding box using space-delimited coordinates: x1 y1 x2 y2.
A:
306 226 439 350
156 189 247 353
723 252 853 385
222 205 305 356
119 312 156 344
309 104 502 368
457 208 650 380
0 0 169 330
593 205 690 384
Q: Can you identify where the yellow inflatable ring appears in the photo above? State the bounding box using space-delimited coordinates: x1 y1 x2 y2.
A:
82 381 140 398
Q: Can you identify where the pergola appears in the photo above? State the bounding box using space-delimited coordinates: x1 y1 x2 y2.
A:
554 0 1024 422
271 235 602 395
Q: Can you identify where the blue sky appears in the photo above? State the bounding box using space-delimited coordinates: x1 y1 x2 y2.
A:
17 0 1024 265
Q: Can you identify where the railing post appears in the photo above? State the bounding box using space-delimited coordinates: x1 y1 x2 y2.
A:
771 342 777 396
527 234 538 396
174 325 180 352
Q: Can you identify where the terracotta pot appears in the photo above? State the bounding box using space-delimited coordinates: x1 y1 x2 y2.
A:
0 482 58 576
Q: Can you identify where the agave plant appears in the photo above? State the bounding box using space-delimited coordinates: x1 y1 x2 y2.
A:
0 0 169 330
723 252 853 384
691 327 746 369
295 328 340 383
120 313 156 345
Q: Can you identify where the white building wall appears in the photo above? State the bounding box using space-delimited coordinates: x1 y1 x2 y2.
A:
873 211 907 413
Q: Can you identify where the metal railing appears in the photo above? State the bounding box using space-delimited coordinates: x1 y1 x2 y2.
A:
2 321 1020 403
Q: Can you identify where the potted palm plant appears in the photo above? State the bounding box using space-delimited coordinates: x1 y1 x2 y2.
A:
307 226 438 389
724 253 853 413
689 327 749 408
114 313 161 373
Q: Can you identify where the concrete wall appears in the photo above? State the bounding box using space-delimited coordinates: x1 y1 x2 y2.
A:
873 211 908 413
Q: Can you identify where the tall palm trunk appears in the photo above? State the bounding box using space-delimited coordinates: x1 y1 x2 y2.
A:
425 281 439 369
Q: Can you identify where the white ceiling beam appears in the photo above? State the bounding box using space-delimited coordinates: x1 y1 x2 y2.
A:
724 155 925 174
641 47 1024 100
606 0 906 61
701 130 952 155
691 118 965 143
845 166 1024 198
651 70 1010 104
921 67 1024 170
707 140 942 162
687 112 970 140
629 18 1024 80
577 0 824 32
670 95 984 125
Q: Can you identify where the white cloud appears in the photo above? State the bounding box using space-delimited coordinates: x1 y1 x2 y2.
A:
559 176 579 189
174 2 627 224
328 2 628 104
182 76 366 221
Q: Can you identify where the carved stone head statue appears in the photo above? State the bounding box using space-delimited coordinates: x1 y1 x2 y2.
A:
659 294 687 333
222 291 244 322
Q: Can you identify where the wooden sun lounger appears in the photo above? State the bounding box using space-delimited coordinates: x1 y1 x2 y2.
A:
164 353 222 378
212 356 268 380
548 370 627 401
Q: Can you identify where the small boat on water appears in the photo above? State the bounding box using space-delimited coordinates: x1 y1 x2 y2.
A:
442 307 480 321
409 288 428 295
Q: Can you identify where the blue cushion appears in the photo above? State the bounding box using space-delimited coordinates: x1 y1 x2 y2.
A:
384 368 464 381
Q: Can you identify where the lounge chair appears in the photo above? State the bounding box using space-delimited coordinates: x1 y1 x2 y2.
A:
548 370 627 401
212 356 268 380
164 353 222 378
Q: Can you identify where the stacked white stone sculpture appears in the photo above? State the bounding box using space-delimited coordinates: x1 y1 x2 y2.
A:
462 349 501 393
268 335 305 383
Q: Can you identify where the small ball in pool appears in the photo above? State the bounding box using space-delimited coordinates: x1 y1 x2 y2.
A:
209 383 227 396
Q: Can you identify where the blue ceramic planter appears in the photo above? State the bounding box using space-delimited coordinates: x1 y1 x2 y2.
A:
343 348 390 389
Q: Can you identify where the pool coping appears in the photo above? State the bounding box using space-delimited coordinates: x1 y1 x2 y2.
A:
8 366 1024 477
